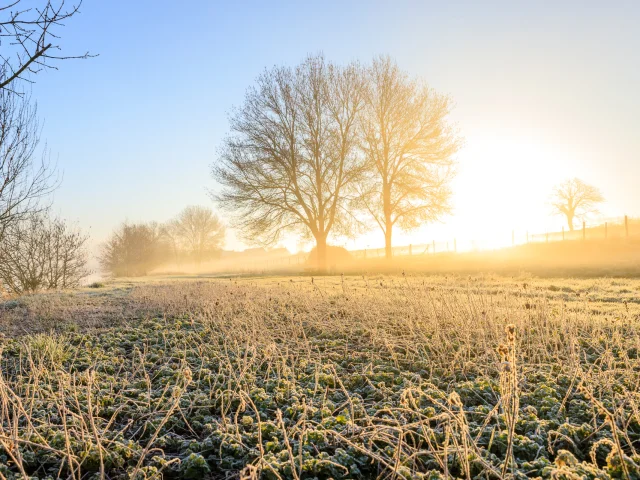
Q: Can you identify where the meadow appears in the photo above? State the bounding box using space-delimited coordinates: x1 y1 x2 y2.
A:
0 274 639 479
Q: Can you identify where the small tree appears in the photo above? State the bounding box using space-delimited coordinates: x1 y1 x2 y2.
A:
0 0 92 93
170 206 225 267
0 213 89 294
0 90 57 241
99 222 165 277
550 178 604 231
212 55 365 271
358 56 461 259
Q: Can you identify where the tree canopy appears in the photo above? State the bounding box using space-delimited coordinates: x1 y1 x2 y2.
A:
212 55 366 271
357 56 461 258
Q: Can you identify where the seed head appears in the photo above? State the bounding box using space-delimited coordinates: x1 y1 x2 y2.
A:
448 391 462 407
497 344 509 360
505 324 516 342
171 386 182 398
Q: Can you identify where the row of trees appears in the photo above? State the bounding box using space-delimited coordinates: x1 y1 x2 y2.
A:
212 55 462 270
99 206 226 277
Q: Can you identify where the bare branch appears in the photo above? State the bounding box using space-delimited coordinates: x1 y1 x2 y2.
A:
0 212 89 294
0 89 58 240
211 55 366 270
0 0 94 93
355 56 462 258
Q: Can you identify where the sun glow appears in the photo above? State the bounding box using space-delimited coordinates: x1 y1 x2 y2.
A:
337 132 584 254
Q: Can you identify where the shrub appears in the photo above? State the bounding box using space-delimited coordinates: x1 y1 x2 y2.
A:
0 213 89 295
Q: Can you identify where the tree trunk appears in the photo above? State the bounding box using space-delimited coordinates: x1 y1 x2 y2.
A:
567 214 575 232
384 223 392 260
383 182 392 260
315 235 328 273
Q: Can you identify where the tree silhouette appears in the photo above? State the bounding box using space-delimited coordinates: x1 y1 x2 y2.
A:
99 223 165 277
0 0 92 93
357 57 461 259
0 90 57 241
550 178 604 231
0 212 89 294
171 206 225 267
212 55 365 271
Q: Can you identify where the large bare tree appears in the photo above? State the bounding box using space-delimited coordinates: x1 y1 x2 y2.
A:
550 178 604 231
212 55 366 271
170 205 225 267
0 90 56 240
358 56 461 259
0 0 91 93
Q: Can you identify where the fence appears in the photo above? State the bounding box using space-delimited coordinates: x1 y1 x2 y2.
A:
529 215 638 244
227 216 640 271
349 239 458 260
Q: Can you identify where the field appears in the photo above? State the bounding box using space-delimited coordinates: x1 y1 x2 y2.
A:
1 274 640 479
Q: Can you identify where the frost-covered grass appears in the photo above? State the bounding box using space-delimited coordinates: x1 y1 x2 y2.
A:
0 274 639 479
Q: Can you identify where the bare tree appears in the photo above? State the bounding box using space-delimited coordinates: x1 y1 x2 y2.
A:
0 212 89 294
212 55 366 271
171 205 225 267
550 178 605 231
160 219 182 268
99 222 166 277
0 0 92 93
0 89 57 240
358 56 461 259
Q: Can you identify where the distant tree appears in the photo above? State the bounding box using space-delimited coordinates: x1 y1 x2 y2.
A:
171 206 225 266
160 219 183 268
99 222 165 277
0 0 92 93
550 178 604 231
357 56 461 259
0 213 89 294
0 90 57 241
212 55 366 271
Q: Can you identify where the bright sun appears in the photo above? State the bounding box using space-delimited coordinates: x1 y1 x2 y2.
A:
343 133 581 254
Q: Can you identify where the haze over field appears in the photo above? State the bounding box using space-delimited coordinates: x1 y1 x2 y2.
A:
23 0 640 255
4 3 640 479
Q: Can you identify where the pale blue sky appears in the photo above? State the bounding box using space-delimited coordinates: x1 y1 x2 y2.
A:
29 0 640 251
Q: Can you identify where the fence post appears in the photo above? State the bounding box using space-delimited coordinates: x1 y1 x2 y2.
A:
625 215 629 238
583 221 586 241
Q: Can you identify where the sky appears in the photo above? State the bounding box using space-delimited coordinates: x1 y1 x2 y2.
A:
26 0 640 253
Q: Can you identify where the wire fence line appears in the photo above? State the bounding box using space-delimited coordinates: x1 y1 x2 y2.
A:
244 216 640 270
529 215 638 244
351 216 639 259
